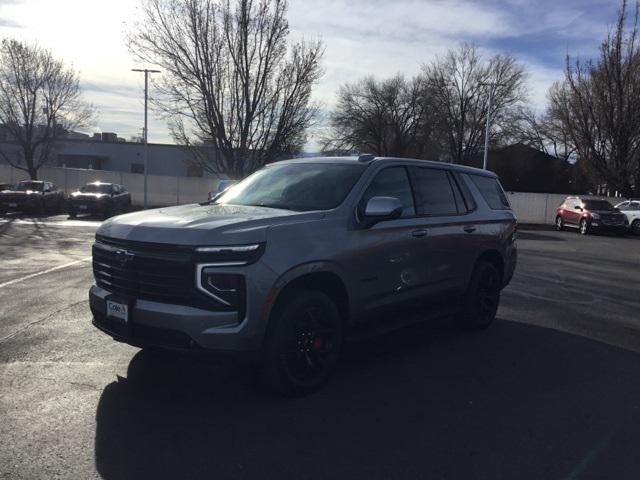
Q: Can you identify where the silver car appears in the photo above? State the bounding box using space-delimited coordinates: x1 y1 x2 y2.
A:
89 156 517 395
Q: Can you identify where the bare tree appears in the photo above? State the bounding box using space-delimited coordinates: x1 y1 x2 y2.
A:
323 75 436 158
511 84 576 163
129 0 323 178
0 39 94 179
423 43 528 164
555 0 640 195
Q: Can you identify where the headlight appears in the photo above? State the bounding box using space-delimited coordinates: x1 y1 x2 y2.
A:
197 270 245 309
195 244 264 266
591 213 600 219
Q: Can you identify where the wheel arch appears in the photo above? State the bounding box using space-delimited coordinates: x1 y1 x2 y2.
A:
473 249 505 284
262 263 351 339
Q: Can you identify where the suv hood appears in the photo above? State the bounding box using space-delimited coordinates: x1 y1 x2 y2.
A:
97 203 324 246
591 210 624 216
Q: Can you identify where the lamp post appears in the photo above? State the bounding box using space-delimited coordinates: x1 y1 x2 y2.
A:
132 68 160 208
479 82 505 170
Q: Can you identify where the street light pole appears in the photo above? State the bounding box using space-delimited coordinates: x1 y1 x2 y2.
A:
479 82 505 170
132 68 160 209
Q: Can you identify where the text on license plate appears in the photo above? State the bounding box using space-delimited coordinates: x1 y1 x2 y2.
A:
79 205 88 210
8 203 17 207
106 300 128 322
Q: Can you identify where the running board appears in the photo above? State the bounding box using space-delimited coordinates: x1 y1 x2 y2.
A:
346 303 461 342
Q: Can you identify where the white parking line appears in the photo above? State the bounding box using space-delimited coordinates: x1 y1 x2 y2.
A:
0 257 92 289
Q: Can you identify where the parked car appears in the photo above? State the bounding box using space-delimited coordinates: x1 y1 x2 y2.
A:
615 199 640 235
207 179 238 201
89 156 517 395
0 183 12 192
68 182 131 218
0 180 65 214
555 196 628 235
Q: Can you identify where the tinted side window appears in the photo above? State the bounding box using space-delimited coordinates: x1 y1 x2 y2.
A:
411 167 458 216
452 172 477 212
468 174 510 210
362 167 415 217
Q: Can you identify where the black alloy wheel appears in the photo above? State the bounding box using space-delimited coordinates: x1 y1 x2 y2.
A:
459 261 501 329
262 289 343 396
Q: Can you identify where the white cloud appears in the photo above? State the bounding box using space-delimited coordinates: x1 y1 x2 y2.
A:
0 0 619 150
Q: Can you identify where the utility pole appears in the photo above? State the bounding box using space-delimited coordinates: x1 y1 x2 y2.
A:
132 68 160 208
479 82 505 170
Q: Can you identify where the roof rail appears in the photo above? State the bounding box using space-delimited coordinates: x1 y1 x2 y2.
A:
358 154 375 162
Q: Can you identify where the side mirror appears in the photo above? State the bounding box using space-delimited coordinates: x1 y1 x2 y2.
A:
360 196 403 227
574 205 582 210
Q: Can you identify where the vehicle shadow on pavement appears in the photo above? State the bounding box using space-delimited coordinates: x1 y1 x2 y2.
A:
94 319 640 480
516 231 567 242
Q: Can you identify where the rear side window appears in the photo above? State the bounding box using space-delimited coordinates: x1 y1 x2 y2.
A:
410 167 459 216
362 167 415 217
450 172 476 213
468 174 510 210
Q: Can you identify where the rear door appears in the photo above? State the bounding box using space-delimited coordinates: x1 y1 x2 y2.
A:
408 166 475 297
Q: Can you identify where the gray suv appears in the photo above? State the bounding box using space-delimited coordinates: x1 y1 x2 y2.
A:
90 156 517 395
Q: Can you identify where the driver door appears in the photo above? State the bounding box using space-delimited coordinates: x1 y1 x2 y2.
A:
347 166 431 315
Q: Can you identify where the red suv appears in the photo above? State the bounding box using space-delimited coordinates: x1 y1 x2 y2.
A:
556 196 628 235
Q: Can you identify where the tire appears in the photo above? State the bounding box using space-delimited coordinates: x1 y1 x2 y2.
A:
632 220 640 236
37 200 46 216
458 261 501 330
260 289 344 396
555 216 564 231
580 218 589 235
68 210 77 219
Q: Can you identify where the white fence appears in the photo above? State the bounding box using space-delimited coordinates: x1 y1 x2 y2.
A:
0 164 623 224
0 164 219 207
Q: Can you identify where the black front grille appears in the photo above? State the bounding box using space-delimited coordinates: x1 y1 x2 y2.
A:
93 241 195 305
93 236 246 312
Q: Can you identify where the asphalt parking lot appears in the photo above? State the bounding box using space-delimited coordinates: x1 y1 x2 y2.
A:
1 215 640 479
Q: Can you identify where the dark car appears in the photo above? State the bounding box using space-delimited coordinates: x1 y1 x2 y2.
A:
0 180 65 215
0 183 12 192
207 179 238 201
90 156 517 395
555 196 628 235
68 182 131 218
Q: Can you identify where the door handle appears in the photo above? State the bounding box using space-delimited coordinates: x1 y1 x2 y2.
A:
463 225 477 233
411 229 428 238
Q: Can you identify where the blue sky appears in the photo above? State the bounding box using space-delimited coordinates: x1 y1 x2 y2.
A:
0 0 627 148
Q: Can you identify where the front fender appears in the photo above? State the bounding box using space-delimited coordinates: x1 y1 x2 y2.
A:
260 261 351 325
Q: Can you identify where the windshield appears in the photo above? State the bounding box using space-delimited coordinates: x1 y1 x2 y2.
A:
80 184 112 194
215 163 366 212
14 182 43 192
583 200 615 211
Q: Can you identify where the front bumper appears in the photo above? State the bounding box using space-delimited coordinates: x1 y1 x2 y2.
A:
90 274 271 354
0 198 40 211
69 200 109 214
589 220 628 233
